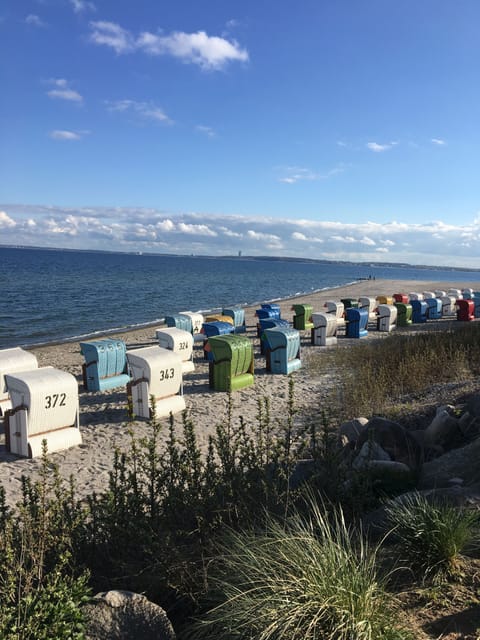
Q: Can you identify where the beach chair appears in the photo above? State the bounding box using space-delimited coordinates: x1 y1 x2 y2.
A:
376 304 397 332
258 318 290 354
263 326 301 374
324 301 346 327
448 288 462 299
394 302 412 326
179 311 205 340
440 296 456 316
311 312 337 346
155 327 195 374
434 290 446 298
4 367 81 458
207 334 254 392
201 321 235 359
340 297 359 309
376 295 393 306
345 308 368 338
0 347 38 416
222 307 247 333
456 299 474 322
422 291 435 299
165 313 193 333
261 303 281 318
291 304 314 331
425 297 442 319
393 293 409 303
358 297 377 321
411 300 428 323
205 314 234 325
80 339 130 392
474 298 480 319
126 346 185 419
462 288 474 300
408 292 424 301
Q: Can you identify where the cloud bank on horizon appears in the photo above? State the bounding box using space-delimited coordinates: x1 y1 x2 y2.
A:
1 205 479 268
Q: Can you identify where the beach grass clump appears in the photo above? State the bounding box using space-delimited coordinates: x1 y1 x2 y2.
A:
309 323 480 418
384 492 480 583
182 496 408 640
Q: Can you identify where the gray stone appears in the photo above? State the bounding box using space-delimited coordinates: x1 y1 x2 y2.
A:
352 440 390 470
419 437 480 489
338 417 369 445
424 409 460 448
467 394 480 419
356 417 423 470
83 590 176 640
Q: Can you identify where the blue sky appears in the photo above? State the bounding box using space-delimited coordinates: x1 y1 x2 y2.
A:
1 0 480 267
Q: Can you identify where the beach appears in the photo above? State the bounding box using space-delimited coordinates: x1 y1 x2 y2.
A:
0 278 478 508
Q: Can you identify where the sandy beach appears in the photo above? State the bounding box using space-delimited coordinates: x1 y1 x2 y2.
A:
0 278 478 508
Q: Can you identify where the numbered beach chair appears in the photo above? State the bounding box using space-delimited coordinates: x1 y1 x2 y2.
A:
395 303 412 327
80 339 130 392
376 304 397 332
179 311 205 340
207 335 254 391
324 301 345 327
263 326 301 374
4 367 81 458
358 297 377 321
0 347 38 416
440 296 457 316
425 297 442 319
126 346 185 419
411 300 428 323
223 307 247 333
259 318 290 354
156 327 194 374
345 308 368 338
165 313 193 333
456 299 474 322
201 321 235 359
311 312 337 346
291 304 314 331
393 293 409 303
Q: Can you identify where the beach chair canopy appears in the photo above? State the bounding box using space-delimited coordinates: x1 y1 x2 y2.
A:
156 327 194 374
80 339 130 392
207 334 254 391
0 347 38 414
263 326 301 374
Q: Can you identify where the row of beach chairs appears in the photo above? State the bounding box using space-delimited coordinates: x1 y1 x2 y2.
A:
1 288 478 459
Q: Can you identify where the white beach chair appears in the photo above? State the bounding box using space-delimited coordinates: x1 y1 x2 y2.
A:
155 327 195 374
311 312 337 346
4 366 81 458
179 311 205 341
358 296 377 322
376 304 398 332
0 347 39 416
324 300 345 327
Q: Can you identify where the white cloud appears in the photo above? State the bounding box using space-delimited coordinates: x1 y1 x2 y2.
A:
366 141 397 153
106 99 172 124
26 14 47 27
46 78 83 103
196 125 216 138
70 0 96 13
278 165 344 184
89 22 248 69
49 130 82 140
2 206 480 267
431 138 446 146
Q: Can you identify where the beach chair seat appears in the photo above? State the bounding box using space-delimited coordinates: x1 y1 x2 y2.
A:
207 334 254 392
165 313 193 333
80 339 130 392
394 303 412 326
223 307 247 333
376 304 398 332
358 296 377 321
425 297 442 319
345 308 368 338
126 346 185 419
411 300 428 323
156 327 195 374
258 318 290 353
0 347 38 416
456 299 474 322
291 304 314 331
4 367 81 458
311 312 337 346
263 326 301 374
324 300 345 327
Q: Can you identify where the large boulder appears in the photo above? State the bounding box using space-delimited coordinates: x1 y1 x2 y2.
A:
83 590 176 640
419 437 480 489
355 417 423 471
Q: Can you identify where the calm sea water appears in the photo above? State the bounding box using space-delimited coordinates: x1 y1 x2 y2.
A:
0 246 479 349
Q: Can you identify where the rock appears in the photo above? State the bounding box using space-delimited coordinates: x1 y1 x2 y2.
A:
352 440 390 471
338 417 369 445
467 394 480 419
355 417 423 471
419 437 480 489
424 409 460 448
83 590 176 640
458 413 480 440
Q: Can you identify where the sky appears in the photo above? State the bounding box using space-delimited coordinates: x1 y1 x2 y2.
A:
1 0 480 267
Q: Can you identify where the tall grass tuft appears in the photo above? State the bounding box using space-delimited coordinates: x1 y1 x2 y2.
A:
384 491 480 583
183 496 406 640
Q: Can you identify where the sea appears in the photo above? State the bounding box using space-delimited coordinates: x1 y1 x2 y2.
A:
0 246 479 349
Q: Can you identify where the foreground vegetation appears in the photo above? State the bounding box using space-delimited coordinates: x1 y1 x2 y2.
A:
1 322 480 639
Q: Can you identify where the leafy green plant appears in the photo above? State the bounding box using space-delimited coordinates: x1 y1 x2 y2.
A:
384 492 480 583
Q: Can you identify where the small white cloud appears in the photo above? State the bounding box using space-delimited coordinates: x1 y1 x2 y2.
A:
366 141 396 153
431 138 446 146
70 0 96 13
0 211 16 228
196 125 216 138
279 165 344 184
106 99 172 124
89 21 134 54
47 78 83 103
25 14 46 27
49 129 82 140
292 232 308 241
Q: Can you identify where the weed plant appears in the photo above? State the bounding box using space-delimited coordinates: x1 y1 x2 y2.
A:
384 492 480 583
